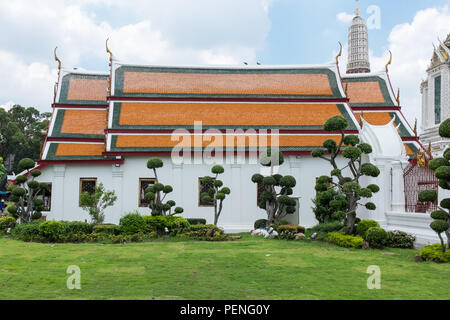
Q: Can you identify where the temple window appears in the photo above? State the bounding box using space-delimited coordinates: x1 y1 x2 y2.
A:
79 178 97 205
434 75 441 124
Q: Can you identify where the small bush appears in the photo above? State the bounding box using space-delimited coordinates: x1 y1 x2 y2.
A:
65 221 93 234
11 221 42 241
39 221 65 241
119 213 147 234
366 227 388 249
187 218 207 225
328 232 364 248
356 220 380 239
177 224 227 241
254 219 268 229
93 224 119 235
420 244 450 263
386 230 415 249
0 216 16 233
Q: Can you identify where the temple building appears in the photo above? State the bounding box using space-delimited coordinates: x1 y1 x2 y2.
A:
420 34 450 157
30 6 440 244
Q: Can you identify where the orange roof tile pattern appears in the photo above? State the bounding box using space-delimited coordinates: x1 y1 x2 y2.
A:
55 143 105 156
66 78 108 102
354 112 393 126
61 110 107 135
114 134 341 149
118 102 342 127
345 81 385 104
122 72 333 96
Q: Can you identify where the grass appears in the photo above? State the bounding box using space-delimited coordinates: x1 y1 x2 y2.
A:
0 234 449 300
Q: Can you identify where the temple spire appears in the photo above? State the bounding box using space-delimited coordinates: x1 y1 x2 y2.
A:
346 0 371 74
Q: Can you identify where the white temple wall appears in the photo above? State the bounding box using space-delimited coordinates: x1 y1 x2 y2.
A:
36 155 345 231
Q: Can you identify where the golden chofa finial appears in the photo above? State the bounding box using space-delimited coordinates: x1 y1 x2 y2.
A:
385 50 392 73
413 119 417 137
396 88 400 106
336 41 343 64
54 46 61 71
106 38 113 63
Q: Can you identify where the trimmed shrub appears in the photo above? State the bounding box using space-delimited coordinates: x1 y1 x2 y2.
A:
187 218 207 226
119 213 147 234
356 220 380 239
366 227 388 249
144 215 190 234
386 230 415 249
420 244 450 263
0 216 16 233
254 219 268 229
277 224 306 240
11 221 42 241
39 221 65 241
93 224 119 235
65 221 93 234
328 232 364 248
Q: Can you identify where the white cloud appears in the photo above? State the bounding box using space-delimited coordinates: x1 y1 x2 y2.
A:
337 12 354 24
0 0 273 112
0 101 15 111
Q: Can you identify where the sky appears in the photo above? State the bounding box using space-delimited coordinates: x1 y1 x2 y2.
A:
1 0 450 133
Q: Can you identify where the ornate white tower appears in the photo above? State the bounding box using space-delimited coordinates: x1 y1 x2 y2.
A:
346 1 371 74
420 34 450 157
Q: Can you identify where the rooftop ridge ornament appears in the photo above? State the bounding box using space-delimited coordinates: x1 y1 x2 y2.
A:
385 50 392 73
413 119 417 137
53 46 62 103
336 41 343 64
106 38 113 63
396 88 400 106
106 38 113 95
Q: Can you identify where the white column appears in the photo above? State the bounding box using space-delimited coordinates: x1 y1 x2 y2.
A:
172 163 183 210
390 160 406 212
230 163 242 229
288 156 302 225
111 164 124 224
371 161 388 227
52 165 66 221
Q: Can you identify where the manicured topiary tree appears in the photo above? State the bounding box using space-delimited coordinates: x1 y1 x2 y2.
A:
251 148 297 226
311 116 381 234
418 118 450 252
144 157 184 216
200 165 231 225
6 158 47 223
80 182 117 224
312 184 348 223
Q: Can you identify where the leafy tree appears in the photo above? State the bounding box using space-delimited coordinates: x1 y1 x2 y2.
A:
0 105 51 173
80 182 117 225
311 116 380 234
0 157 6 191
144 157 184 216
200 165 231 225
6 158 47 223
418 118 450 252
251 148 297 226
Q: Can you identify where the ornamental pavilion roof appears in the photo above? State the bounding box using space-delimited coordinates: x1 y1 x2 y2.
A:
41 61 421 161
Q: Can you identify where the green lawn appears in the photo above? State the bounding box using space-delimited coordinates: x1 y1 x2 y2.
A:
0 234 449 300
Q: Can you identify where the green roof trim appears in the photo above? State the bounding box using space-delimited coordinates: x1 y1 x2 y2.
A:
113 65 344 99
342 76 396 107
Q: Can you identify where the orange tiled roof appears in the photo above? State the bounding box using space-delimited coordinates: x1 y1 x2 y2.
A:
113 134 341 149
354 112 392 126
55 143 105 156
66 78 108 102
60 110 107 135
122 72 333 96
118 102 344 127
345 81 385 104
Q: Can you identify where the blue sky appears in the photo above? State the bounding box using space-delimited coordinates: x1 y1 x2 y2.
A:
0 0 449 130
